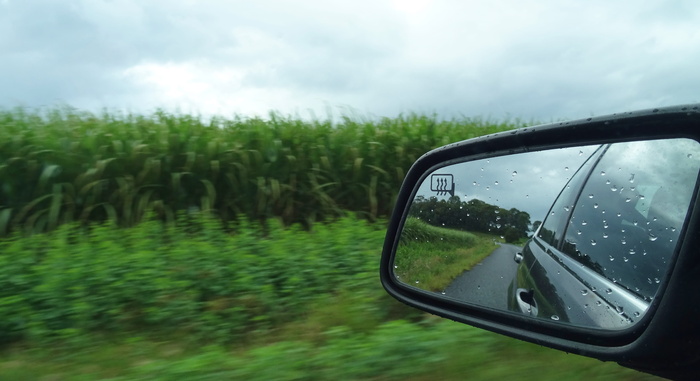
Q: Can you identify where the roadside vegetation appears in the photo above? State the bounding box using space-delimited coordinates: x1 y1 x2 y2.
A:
395 217 501 292
0 108 658 379
0 107 516 236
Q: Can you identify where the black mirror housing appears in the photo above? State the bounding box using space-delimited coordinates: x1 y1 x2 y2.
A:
380 104 700 379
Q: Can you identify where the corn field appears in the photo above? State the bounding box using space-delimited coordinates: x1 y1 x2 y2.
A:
0 107 518 235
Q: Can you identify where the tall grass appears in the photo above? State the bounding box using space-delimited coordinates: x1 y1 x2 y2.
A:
0 107 518 235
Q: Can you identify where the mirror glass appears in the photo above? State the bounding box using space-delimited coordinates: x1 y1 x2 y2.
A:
393 138 700 330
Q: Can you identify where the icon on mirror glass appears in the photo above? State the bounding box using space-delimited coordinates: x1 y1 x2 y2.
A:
430 174 454 196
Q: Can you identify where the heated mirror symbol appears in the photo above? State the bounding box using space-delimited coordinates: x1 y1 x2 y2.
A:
430 174 454 196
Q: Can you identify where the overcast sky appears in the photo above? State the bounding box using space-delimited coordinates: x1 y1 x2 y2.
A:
414 145 601 224
1 0 699 122
414 138 700 230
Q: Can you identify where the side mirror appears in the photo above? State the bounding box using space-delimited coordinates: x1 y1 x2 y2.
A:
380 104 700 378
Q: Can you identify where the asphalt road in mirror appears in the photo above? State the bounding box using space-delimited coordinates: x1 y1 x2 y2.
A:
443 243 522 310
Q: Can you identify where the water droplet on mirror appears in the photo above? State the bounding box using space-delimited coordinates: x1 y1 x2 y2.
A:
649 234 658 241
629 249 635 255
616 212 622 217
596 301 602 306
609 255 615 261
579 150 583 156
441 291 446 295
512 171 517 176
625 198 631 203
577 230 582 235
581 289 589 295
655 278 660 284
611 185 618 192
415 280 420 284
605 289 613 294
600 171 606 176
565 167 569 171
616 306 624 315
551 315 560 321
588 194 594 198
590 240 597 246
603 233 609 238
629 174 635 183
621 239 626 245
623 257 629 262
494 210 499 214
394 265 398 269
593 203 599 209
494 181 499 186
688 154 694 159
581 220 587 226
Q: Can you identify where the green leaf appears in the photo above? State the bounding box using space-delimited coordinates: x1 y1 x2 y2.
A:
47 183 63 231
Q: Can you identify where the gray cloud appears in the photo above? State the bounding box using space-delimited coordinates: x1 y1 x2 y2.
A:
1 0 698 121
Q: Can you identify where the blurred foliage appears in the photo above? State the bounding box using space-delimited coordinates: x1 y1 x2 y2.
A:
0 214 393 346
0 107 517 235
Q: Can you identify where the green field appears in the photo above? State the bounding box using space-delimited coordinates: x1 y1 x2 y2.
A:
0 108 660 380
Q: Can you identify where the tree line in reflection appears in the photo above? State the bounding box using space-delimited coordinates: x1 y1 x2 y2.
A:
409 196 534 243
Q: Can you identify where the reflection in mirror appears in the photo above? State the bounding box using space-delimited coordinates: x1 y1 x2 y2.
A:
394 139 700 330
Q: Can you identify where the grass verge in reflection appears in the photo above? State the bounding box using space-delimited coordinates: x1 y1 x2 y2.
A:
395 217 501 292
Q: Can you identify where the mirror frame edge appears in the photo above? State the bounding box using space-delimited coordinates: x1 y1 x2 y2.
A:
380 104 700 375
